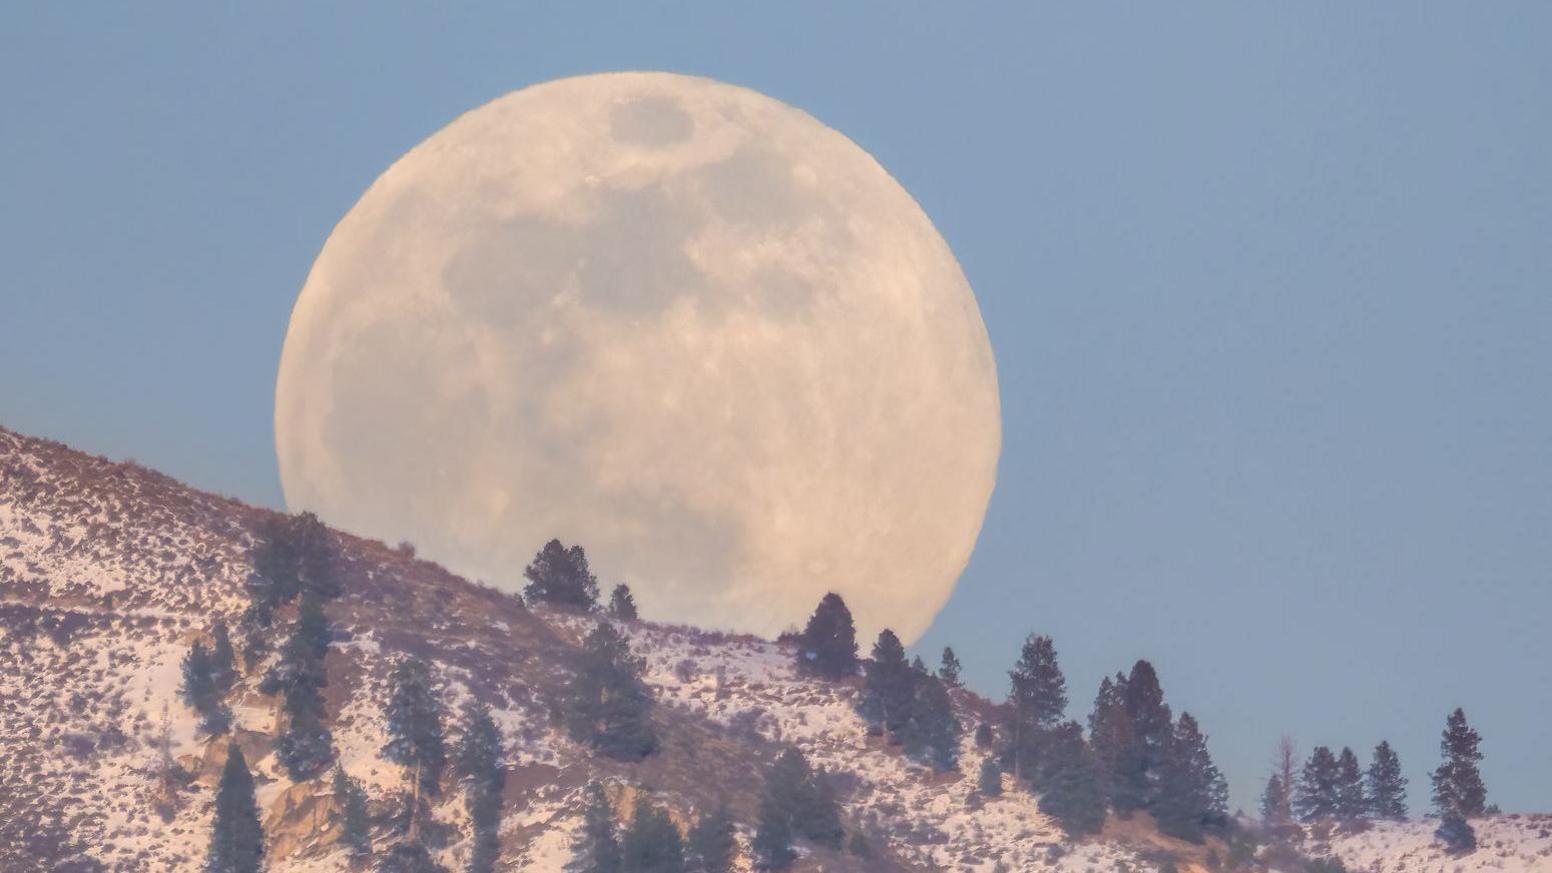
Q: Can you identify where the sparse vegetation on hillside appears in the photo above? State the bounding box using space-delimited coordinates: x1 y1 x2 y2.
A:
2 428 1535 873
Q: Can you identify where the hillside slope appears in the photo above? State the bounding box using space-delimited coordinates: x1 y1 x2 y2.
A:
2 425 1544 873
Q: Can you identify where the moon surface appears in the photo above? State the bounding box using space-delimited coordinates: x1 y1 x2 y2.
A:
276 72 999 644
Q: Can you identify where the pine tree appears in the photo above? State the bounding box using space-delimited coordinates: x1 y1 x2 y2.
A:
794 767 845 849
210 621 238 693
686 806 735 873
560 622 658 761
523 539 600 611
1295 746 1341 822
1115 661 1171 815
1154 713 1228 842
938 646 962 687
1435 812 1477 854
754 747 842 865
1005 634 1068 785
900 673 961 771
262 595 336 779
382 657 447 796
978 757 1004 797
974 722 995 749
1432 708 1487 818
274 696 335 779
206 746 264 873
1087 673 1131 804
294 592 334 659
793 593 858 680
1365 740 1408 821
376 841 447 873
455 701 505 873
181 641 232 735
621 797 685 873
1260 774 1289 825
608 584 639 621
846 831 873 860
751 793 795 872
1334 747 1367 821
454 701 505 787
246 512 339 626
570 782 622 873
333 766 373 864
858 629 913 740
1266 738 1298 828
1036 721 1108 837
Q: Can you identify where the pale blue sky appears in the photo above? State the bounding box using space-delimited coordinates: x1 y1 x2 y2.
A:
3 4 1548 812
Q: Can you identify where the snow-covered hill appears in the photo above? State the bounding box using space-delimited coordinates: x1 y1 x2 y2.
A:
1322 816 1552 873
2 426 1543 873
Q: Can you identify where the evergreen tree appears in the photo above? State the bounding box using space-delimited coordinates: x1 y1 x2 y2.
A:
1154 713 1228 842
560 622 658 761
1087 673 1130 796
1431 708 1487 818
858 629 913 740
1434 812 1477 854
206 746 264 873
210 621 238 693
621 797 685 873
273 694 334 779
793 593 858 680
246 512 339 626
938 646 962 687
794 767 845 849
974 722 995 749
382 657 447 796
1260 774 1290 825
294 592 334 659
1005 634 1067 784
1036 721 1107 838
333 766 373 864
751 793 795 872
1334 747 1367 821
262 595 335 779
376 842 447 873
1295 746 1341 822
754 748 843 863
899 673 961 771
686 806 735 873
455 701 505 873
181 641 232 735
846 831 874 860
570 782 622 873
523 539 600 611
1365 740 1408 821
978 757 1004 797
608 584 639 621
1115 661 1172 815
454 701 505 786
1267 738 1299 829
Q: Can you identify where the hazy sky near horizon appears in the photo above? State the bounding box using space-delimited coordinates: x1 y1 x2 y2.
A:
2 4 1549 813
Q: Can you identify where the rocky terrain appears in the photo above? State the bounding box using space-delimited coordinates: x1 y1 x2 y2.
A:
2 425 1545 872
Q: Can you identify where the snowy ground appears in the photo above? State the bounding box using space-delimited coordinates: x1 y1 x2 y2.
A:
1321 815 1552 873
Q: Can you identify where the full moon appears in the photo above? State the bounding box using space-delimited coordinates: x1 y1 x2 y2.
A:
276 72 999 644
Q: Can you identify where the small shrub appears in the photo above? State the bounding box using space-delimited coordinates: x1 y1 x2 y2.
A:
674 659 698 683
